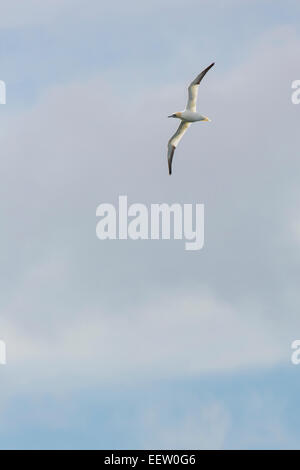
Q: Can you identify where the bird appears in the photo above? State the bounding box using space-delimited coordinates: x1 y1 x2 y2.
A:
167 62 214 175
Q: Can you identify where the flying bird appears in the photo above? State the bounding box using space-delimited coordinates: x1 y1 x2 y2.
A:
167 62 214 175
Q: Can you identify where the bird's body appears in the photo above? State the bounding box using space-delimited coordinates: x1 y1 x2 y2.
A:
172 110 211 122
167 62 214 175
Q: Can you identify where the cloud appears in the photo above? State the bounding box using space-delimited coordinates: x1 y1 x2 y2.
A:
0 286 286 395
0 1 77 28
0 26 300 431
0 0 262 29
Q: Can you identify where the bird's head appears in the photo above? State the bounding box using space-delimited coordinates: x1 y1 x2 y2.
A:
168 112 181 118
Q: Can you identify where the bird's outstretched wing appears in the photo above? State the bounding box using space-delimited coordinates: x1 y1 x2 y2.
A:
167 121 191 175
186 62 214 112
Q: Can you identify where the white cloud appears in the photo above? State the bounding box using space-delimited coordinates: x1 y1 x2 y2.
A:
0 0 273 29
0 27 300 399
0 1 76 28
0 286 289 394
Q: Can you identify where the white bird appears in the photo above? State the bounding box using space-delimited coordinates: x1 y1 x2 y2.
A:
167 62 214 175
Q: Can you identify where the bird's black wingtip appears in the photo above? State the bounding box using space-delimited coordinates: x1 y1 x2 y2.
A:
168 145 175 175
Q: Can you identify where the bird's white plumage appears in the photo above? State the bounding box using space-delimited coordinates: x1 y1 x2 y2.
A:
186 81 199 112
186 63 214 111
167 62 214 174
169 121 191 148
167 122 191 175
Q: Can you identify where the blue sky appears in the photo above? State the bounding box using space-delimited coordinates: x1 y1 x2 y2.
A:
0 0 300 449
1 366 299 449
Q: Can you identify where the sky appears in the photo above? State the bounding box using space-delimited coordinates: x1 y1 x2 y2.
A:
0 0 300 450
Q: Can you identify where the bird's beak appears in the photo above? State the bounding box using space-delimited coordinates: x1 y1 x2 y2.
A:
168 114 175 118
204 117 211 122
